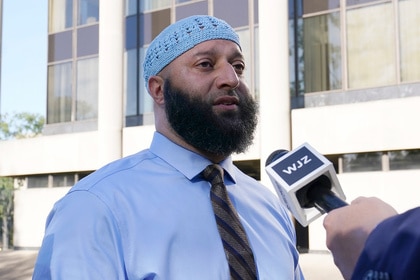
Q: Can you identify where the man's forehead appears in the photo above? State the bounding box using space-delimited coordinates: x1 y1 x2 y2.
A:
185 39 243 58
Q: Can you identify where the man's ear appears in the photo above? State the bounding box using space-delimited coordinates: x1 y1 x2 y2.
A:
148 75 165 105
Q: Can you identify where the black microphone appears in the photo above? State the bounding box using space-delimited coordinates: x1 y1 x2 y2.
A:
265 143 348 226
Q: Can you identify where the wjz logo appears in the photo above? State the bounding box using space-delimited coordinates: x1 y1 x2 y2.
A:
282 155 312 174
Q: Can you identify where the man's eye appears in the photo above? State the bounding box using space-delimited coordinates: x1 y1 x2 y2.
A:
233 63 245 73
198 61 213 68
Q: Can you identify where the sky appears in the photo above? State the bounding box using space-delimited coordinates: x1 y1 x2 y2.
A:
0 0 48 116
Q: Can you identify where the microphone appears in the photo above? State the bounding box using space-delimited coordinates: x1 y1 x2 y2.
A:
265 143 348 226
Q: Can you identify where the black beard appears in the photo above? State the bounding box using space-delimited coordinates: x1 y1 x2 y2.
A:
163 79 258 158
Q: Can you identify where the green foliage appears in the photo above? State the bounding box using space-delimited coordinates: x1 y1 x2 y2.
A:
0 177 13 217
0 177 13 249
0 112 45 140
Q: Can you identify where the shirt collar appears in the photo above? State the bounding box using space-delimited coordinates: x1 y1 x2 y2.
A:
150 132 237 184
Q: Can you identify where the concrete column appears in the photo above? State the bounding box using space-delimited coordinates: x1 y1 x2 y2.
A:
258 0 291 184
97 1 124 165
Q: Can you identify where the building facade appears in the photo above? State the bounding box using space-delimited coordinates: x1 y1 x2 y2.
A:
1 0 420 251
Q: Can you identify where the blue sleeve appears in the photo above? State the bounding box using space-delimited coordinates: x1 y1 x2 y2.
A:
352 207 420 280
32 191 126 280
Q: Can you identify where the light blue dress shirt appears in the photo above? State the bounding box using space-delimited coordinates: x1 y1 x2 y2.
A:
33 132 304 279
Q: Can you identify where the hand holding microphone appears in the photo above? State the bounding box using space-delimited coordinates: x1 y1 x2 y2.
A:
265 143 348 226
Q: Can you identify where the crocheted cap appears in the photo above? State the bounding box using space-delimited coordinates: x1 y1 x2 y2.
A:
143 15 241 85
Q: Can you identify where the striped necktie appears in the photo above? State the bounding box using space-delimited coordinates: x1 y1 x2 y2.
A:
202 164 257 280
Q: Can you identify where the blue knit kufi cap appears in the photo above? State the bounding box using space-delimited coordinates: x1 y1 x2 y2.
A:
143 15 241 85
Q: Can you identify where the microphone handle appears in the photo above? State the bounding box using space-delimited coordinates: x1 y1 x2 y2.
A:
312 189 348 214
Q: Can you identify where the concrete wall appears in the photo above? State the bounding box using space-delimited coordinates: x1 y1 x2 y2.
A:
1 132 101 176
14 187 70 249
291 96 420 154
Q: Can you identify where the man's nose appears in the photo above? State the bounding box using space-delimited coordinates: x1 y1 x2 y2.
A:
215 62 240 90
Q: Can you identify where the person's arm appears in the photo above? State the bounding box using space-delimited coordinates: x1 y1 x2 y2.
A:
323 197 397 280
351 206 420 279
33 191 124 279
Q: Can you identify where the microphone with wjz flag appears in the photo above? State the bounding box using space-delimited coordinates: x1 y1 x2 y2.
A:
265 143 348 227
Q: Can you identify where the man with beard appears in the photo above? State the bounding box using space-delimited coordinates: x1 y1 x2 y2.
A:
33 15 304 279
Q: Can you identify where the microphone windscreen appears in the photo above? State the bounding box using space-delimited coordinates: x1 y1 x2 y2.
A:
265 149 288 167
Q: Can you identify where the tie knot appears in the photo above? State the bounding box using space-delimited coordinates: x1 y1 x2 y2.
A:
202 164 224 185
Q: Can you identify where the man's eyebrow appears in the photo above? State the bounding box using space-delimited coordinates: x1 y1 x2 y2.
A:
192 49 245 60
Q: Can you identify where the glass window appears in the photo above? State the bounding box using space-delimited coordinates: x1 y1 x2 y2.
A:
126 0 137 16
254 26 260 99
289 0 304 97
175 1 208 21
78 0 99 25
47 0 99 125
140 9 171 46
303 12 342 93
139 48 154 114
126 49 138 116
47 63 73 124
140 0 171 12
48 31 73 62
347 3 396 89
53 174 75 187
303 0 340 14
254 0 259 23
389 150 420 170
347 0 381 6
176 0 195 3
27 175 49 188
125 48 153 118
289 20 304 96
77 25 99 57
237 29 252 95
214 0 248 28
49 0 73 33
76 57 98 120
126 15 138 50
342 152 382 172
399 0 420 82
